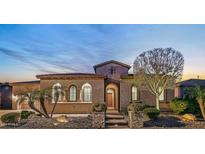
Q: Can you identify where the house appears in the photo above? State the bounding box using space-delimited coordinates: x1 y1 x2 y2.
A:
175 79 205 98
10 60 174 113
0 83 12 109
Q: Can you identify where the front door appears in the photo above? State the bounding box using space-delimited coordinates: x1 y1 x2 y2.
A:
106 88 115 109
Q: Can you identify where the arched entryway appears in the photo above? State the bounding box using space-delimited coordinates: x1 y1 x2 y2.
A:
106 83 118 110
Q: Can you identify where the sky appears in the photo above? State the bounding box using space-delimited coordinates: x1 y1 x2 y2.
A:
0 24 205 82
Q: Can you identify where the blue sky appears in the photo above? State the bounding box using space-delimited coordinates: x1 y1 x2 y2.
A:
0 24 205 82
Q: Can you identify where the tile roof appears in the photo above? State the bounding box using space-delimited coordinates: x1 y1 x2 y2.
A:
176 79 205 87
36 73 105 79
93 60 131 71
10 80 40 85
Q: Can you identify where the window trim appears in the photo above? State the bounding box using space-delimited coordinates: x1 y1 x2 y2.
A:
68 85 77 102
82 83 92 102
131 85 138 101
52 83 63 103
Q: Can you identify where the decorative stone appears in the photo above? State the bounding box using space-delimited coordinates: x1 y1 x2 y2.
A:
55 115 68 123
128 111 143 128
181 114 197 122
92 112 105 128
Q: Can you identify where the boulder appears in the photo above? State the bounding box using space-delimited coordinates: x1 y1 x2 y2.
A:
55 115 68 123
181 114 197 122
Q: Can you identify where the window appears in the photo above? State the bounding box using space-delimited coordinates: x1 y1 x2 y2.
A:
69 85 77 101
131 86 138 101
109 66 116 75
159 87 165 101
52 83 63 103
82 83 92 102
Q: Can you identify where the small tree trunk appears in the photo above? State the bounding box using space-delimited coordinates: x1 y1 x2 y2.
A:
40 97 49 118
156 95 160 110
50 101 57 118
197 97 205 120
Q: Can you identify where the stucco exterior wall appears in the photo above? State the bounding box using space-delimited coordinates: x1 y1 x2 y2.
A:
95 63 129 80
120 78 174 112
40 78 104 114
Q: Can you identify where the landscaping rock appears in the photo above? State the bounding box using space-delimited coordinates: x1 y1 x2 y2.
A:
55 115 68 123
181 114 197 122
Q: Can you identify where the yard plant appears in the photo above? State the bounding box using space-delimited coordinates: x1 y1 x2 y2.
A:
133 48 184 110
143 107 160 119
1 112 20 125
184 85 205 120
20 110 35 119
16 87 64 118
170 98 188 114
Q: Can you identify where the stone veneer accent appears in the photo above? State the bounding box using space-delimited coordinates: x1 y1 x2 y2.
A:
128 111 144 129
91 112 105 128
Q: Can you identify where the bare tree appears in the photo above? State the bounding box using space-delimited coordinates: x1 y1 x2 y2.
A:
133 48 184 110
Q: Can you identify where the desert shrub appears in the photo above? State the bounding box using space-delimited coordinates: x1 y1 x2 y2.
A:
140 104 155 111
127 102 154 112
91 102 107 113
1 112 20 124
143 107 160 119
185 98 201 115
170 98 188 114
20 110 35 119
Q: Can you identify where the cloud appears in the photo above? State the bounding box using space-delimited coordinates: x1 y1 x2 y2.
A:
0 47 78 73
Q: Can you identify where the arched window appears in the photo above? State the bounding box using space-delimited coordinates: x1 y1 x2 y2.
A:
131 86 138 101
82 83 92 102
69 85 77 101
52 83 63 103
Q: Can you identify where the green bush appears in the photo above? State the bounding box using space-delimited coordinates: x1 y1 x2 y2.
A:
140 104 155 111
91 102 107 113
127 102 154 113
20 110 35 119
185 98 201 115
143 107 160 119
170 98 188 114
1 112 20 124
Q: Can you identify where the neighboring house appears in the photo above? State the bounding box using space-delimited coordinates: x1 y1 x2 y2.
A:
0 83 12 109
175 79 205 98
9 60 174 113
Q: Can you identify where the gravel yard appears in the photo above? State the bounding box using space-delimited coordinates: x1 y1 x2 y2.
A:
1 114 92 129
143 113 205 129
1 111 205 129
